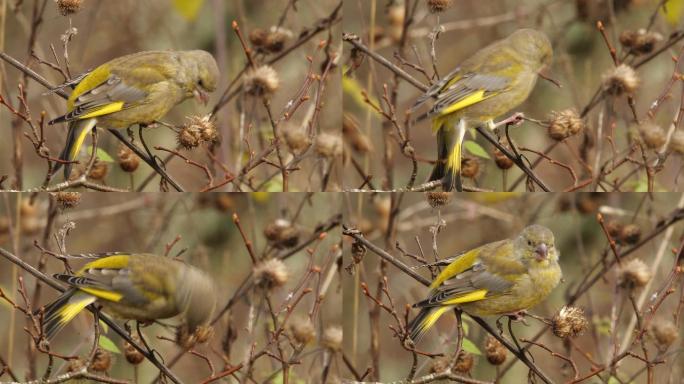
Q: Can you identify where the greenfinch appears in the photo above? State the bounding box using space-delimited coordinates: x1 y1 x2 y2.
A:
49 50 219 178
412 29 553 191
408 224 561 341
40 253 217 339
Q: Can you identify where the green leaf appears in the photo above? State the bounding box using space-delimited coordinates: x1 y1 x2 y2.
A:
98 335 121 354
463 140 491 159
607 376 620 384
98 319 109 334
85 146 114 163
461 338 482 355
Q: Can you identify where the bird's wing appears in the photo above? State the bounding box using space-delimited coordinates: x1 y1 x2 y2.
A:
429 73 510 117
53 273 124 302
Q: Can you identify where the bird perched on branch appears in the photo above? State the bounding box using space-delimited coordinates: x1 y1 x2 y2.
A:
408 224 561 341
39 253 216 339
48 50 219 179
411 29 553 191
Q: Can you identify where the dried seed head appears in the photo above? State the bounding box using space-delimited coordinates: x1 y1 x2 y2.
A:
214 194 234 212
244 65 280 97
55 192 81 209
123 335 144 365
494 147 514 169
177 124 202 149
263 219 300 249
194 115 219 144
453 351 474 374
56 0 83 16
89 349 112 372
426 192 451 208
264 26 292 53
670 130 684 154
343 114 372 153
249 28 268 47
460 156 480 179
67 358 85 373
321 325 343 351
606 220 624 239
619 29 662 55
315 132 343 158
552 306 588 339
253 258 289 289
548 109 584 141
429 356 449 373
602 64 639 96
427 0 453 13
618 258 651 288
650 319 679 349
87 159 108 180
484 335 507 365
176 324 214 348
387 4 405 26
619 224 641 245
289 317 316 345
117 145 140 173
638 122 666 149
283 125 311 154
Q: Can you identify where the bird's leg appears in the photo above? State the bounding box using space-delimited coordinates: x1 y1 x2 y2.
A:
490 112 525 130
507 310 529 326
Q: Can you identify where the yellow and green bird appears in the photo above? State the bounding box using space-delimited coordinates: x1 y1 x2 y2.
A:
41 253 217 339
408 224 561 341
412 29 553 191
49 50 219 178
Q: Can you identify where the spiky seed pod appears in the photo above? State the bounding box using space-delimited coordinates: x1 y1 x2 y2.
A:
89 349 112 372
619 224 641 245
283 125 311 154
602 64 639 96
177 123 202 149
263 219 300 249
650 319 679 349
55 192 81 209
453 351 474 374
618 258 651 288
244 65 279 97
460 156 480 179
315 133 343 158
253 258 289 289
427 0 453 13
548 109 584 141
249 28 268 47
194 115 219 144
67 358 86 373
429 356 449 373
123 335 144 365
484 335 507 365
321 325 343 351
670 130 684 154
638 122 666 149
117 146 140 172
494 147 514 169
264 27 292 53
619 29 662 55
552 306 588 339
289 317 316 345
87 159 108 180
56 0 82 16
426 192 451 208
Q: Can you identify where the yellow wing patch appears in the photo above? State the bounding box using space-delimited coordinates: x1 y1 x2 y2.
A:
430 248 481 289
439 90 487 116
78 102 125 120
79 255 130 273
67 65 112 110
420 307 450 333
80 287 124 302
442 289 488 305
56 293 97 326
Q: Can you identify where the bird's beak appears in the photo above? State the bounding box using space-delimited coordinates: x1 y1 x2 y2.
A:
535 243 548 261
194 88 209 105
538 68 562 88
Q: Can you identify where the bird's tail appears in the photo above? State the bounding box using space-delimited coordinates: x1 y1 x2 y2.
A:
54 118 97 179
38 289 96 339
407 306 450 342
429 119 464 191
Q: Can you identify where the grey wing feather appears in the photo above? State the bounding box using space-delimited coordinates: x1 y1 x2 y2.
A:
411 66 463 111
429 73 510 116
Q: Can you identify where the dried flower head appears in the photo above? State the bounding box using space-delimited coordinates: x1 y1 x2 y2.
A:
453 351 474 373
619 29 663 55
484 335 507 365
253 258 289 289
194 115 219 144
494 147 514 169
552 306 588 339
429 356 449 373
55 192 81 209
249 28 268 47
606 220 623 239
89 349 112 372
289 317 316 345
650 319 679 349
670 130 684 154
87 159 108 180
265 26 292 53
602 64 639 95
427 0 453 13
460 156 480 179
123 335 144 365
117 145 140 173
315 132 343 158
619 223 641 245
283 125 311 154
638 122 666 149
177 123 202 149
263 219 300 249
321 325 343 351
426 192 451 208
176 324 214 349
244 65 279 97
548 109 584 141
56 0 82 16
618 258 651 288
